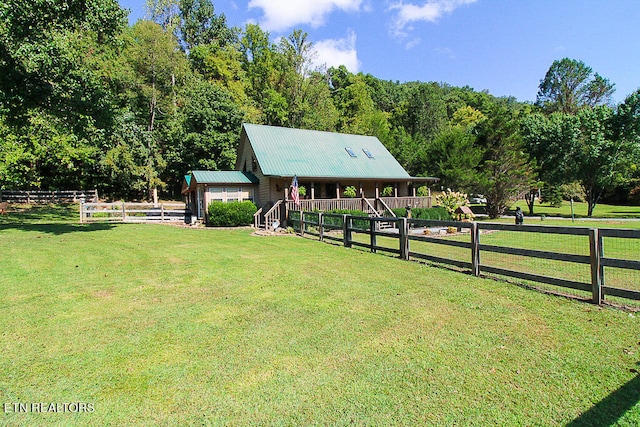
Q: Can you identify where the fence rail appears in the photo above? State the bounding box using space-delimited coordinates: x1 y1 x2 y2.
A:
80 202 188 223
1 190 98 203
289 210 640 305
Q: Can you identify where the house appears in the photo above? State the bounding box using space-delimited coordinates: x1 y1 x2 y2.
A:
183 123 438 226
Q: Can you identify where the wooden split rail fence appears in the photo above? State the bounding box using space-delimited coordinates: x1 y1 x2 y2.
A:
80 202 189 223
1 190 98 203
289 211 640 305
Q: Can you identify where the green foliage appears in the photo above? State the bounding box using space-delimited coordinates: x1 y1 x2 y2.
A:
392 206 449 220
381 186 394 197
522 105 636 216
435 189 469 218
476 104 537 218
327 209 369 229
536 58 615 114
343 185 357 198
427 126 483 192
207 200 257 226
416 185 429 197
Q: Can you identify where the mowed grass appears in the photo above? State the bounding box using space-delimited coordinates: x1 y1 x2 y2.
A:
1 209 639 425
508 200 640 219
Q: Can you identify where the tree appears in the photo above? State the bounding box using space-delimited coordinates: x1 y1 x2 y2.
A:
427 126 483 192
522 106 636 216
476 106 536 218
536 58 615 114
178 0 234 50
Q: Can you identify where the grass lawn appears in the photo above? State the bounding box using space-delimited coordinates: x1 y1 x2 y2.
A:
1 205 639 426
505 200 640 219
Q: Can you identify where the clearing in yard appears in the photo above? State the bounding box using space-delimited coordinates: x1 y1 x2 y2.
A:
0 207 639 426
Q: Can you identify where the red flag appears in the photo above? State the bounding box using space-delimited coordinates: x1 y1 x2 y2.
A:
290 176 300 206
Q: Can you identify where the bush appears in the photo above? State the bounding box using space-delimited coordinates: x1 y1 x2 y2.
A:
343 186 357 198
327 209 369 229
382 186 394 197
208 201 257 227
392 206 450 220
435 189 469 219
416 186 429 197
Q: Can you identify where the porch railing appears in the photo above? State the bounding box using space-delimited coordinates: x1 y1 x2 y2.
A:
379 196 432 209
291 196 431 213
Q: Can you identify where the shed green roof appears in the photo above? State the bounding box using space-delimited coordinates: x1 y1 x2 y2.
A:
191 170 259 184
243 124 412 180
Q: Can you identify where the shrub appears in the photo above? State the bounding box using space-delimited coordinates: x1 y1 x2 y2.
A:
298 186 307 197
343 186 357 198
416 186 429 197
393 206 450 220
208 201 257 227
435 189 469 219
327 209 369 229
382 186 394 197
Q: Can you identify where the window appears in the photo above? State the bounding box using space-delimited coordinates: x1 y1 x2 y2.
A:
345 147 357 157
362 148 374 159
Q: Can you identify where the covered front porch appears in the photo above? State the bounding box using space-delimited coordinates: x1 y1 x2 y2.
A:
254 176 437 229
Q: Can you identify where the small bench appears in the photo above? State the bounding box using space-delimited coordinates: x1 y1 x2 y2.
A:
0 202 8 215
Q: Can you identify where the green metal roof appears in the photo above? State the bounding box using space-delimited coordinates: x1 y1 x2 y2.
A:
191 170 259 184
243 124 412 179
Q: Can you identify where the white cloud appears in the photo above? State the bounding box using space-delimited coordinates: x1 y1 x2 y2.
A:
389 0 477 38
248 0 363 31
312 31 360 73
434 46 455 58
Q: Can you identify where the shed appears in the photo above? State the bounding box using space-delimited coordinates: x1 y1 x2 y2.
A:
182 170 259 219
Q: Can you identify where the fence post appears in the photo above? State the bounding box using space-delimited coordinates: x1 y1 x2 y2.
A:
343 214 352 248
589 228 603 305
370 218 376 253
318 212 324 241
471 222 480 276
161 204 165 221
399 217 409 260
122 202 126 222
300 210 305 237
79 202 84 223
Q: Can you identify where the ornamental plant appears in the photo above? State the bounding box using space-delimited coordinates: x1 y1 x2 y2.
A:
343 186 357 198
435 189 470 219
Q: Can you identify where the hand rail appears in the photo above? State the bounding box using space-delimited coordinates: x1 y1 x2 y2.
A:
253 207 263 228
376 197 396 217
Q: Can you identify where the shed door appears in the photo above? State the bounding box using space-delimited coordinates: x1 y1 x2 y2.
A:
197 187 204 218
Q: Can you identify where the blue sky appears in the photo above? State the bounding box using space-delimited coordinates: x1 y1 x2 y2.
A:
118 0 640 103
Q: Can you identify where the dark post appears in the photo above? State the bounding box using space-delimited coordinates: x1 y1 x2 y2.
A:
370 218 377 253
343 214 352 248
471 222 480 276
299 210 305 236
318 212 324 241
589 228 603 305
399 217 409 260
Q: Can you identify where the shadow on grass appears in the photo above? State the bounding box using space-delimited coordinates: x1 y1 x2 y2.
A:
566 363 640 427
0 222 115 235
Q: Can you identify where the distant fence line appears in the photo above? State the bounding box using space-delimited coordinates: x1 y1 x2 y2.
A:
289 210 640 306
1 190 98 204
80 202 189 223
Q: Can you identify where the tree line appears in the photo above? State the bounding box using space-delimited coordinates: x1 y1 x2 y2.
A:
1 0 639 217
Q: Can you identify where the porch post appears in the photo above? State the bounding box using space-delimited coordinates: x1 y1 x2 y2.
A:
336 182 341 199
412 184 416 197
394 183 398 197
375 182 380 199
359 181 363 197
311 182 315 200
